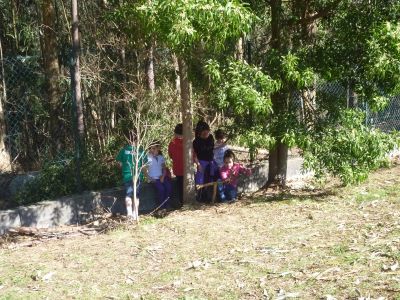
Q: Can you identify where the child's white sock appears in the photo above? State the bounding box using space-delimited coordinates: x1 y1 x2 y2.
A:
125 197 133 217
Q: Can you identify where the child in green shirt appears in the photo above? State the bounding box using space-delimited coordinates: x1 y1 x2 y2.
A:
116 140 147 221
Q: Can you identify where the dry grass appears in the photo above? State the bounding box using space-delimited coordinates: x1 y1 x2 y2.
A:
1 166 400 300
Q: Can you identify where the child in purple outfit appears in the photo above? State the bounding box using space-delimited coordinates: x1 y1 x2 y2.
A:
193 121 219 202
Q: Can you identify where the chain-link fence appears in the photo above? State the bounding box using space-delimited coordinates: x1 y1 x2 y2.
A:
0 48 180 209
0 55 75 207
365 95 400 131
1 54 400 208
291 81 400 133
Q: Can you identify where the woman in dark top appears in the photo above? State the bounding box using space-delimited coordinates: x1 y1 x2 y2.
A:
193 121 219 202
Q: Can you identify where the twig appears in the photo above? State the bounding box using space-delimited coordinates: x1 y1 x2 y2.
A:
149 197 170 215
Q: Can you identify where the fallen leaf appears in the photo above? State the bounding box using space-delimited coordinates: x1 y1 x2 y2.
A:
188 260 202 269
125 275 135 285
42 272 55 282
285 292 300 298
390 262 399 271
276 288 300 300
313 267 341 280
236 279 245 289
382 261 398 272
145 245 163 252
172 280 182 287
325 295 337 300
187 259 211 270
259 277 267 288
31 271 41 281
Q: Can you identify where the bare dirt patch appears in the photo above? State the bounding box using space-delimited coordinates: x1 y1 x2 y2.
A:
1 166 400 299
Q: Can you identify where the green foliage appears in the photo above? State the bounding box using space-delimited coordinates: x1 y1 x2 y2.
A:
206 59 279 115
237 128 275 162
14 160 76 205
314 1 400 109
299 110 400 185
14 156 120 205
265 51 315 90
366 22 400 101
112 0 255 56
205 59 280 159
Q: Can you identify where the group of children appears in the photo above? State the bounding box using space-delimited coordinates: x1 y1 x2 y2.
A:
116 121 251 220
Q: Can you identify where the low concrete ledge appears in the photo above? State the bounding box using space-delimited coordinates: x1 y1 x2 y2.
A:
0 181 182 235
0 209 21 233
0 158 308 235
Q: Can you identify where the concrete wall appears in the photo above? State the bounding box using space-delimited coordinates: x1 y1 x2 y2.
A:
0 158 308 235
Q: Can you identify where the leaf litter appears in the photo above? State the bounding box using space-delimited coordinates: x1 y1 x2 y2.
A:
1 165 400 298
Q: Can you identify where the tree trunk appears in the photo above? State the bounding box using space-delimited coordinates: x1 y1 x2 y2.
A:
145 42 155 92
71 0 84 146
267 0 289 187
347 80 358 108
235 36 244 61
298 1 317 128
71 0 84 191
267 95 289 187
177 57 195 204
0 37 11 171
302 81 317 129
11 0 19 52
172 54 180 96
41 0 61 155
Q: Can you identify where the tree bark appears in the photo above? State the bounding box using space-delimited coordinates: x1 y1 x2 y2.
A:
172 54 180 96
42 0 61 155
347 80 358 108
267 95 289 186
145 42 155 92
235 36 244 61
267 0 289 187
11 0 19 52
71 0 84 147
177 57 195 204
71 0 84 191
0 37 11 171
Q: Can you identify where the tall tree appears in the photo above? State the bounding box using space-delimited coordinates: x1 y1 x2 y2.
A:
113 0 254 203
71 0 84 191
145 41 155 92
208 0 400 185
41 0 61 155
0 37 11 171
264 0 400 184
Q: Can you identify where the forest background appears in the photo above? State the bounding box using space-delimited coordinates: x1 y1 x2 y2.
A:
1 0 400 205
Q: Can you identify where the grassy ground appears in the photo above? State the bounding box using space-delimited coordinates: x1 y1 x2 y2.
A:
1 166 400 300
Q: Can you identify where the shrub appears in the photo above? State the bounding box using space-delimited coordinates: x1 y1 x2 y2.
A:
15 155 120 205
299 110 400 185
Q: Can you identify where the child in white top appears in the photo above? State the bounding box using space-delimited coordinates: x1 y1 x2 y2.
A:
146 141 171 209
213 129 228 167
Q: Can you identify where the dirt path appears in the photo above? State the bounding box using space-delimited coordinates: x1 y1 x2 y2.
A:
1 166 400 299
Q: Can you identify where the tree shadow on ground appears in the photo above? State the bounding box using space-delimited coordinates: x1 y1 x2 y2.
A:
177 184 341 214
244 187 340 204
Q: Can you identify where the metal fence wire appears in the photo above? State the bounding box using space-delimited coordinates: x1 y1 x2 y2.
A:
1 55 400 207
0 55 75 206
